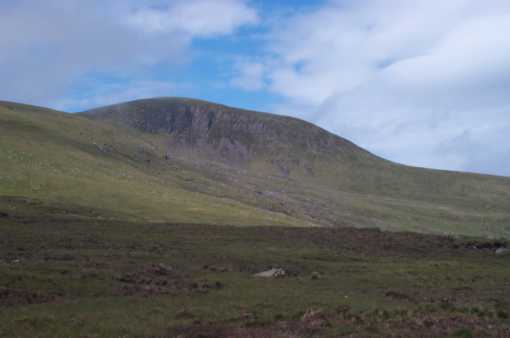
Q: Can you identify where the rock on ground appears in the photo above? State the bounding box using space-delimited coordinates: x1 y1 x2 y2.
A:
496 248 510 256
254 268 286 278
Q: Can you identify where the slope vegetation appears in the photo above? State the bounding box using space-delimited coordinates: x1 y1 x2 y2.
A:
0 101 308 227
83 98 510 238
1 98 510 237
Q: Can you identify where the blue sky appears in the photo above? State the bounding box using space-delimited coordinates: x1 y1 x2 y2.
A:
54 0 325 113
1 0 510 176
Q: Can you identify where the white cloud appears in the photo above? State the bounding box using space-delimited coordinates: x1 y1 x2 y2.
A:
54 80 179 112
0 0 257 106
232 0 510 176
230 61 265 91
128 0 258 37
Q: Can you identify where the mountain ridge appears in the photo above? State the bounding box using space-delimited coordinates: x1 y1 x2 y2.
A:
81 97 382 178
82 97 509 178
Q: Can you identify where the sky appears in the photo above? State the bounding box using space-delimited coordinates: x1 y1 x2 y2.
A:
1 0 510 176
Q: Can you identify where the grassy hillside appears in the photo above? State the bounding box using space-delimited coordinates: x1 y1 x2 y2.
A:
1 98 510 238
84 98 510 238
0 101 309 227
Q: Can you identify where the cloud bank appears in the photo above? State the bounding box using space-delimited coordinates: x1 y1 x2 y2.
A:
232 0 510 175
0 0 257 107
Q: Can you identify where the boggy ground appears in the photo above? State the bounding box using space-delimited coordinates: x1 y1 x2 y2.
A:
0 209 509 337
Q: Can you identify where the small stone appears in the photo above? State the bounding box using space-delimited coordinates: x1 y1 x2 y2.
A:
311 271 321 280
496 247 509 256
153 263 173 275
254 268 286 278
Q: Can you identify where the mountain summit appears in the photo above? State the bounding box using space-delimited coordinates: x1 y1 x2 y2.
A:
83 97 377 176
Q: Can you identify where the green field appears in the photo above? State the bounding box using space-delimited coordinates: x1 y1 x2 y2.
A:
0 206 509 337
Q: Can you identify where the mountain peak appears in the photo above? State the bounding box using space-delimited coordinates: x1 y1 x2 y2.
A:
82 97 375 175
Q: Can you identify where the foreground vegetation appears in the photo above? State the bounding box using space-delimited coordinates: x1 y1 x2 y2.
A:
1 200 509 337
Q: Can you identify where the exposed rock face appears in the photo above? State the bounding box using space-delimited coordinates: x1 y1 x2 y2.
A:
83 97 376 172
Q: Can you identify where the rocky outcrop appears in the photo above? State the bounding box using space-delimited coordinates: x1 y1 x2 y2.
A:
83 97 376 172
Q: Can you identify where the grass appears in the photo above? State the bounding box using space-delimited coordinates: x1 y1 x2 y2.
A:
0 101 309 227
0 209 509 337
2 99 510 237
2 98 510 337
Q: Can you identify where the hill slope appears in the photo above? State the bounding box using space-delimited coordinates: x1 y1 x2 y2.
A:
0 100 308 227
1 98 510 237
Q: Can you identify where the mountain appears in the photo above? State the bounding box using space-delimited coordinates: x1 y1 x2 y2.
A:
1 98 510 238
84 97 378 171
0 99 312 227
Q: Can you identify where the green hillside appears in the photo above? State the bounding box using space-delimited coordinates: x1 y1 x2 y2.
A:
0 101 309 227
1 98 510 237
